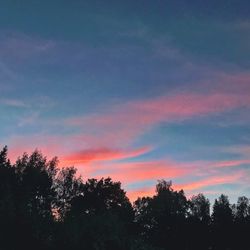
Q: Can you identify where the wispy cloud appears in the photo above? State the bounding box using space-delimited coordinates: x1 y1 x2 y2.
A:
0 32 55 61
63 146 151 164
221 145 250 159
88 160 191 183
126 168 247 201
126 162 249 201
0 98 28 108
66 86 250 148
174 172 244 192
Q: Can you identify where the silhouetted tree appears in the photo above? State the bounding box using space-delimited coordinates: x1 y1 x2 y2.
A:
134 180 188 250
60 178 134 250
1 146 250 250
54 166 83 220
188 194 210 250
189 194 210 222
14 150 58 249
0 146 18 249
235 196 250 220
232 196 250 249
211 194 233 250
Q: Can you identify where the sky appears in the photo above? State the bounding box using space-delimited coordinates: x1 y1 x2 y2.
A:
1 0 250 202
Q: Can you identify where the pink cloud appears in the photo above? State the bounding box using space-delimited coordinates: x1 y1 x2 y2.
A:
89 160 191 183
66 90 250 149
126 171 245 201
211 159 250 168
174 172 244 192
7 72 250 161
62 146 151 164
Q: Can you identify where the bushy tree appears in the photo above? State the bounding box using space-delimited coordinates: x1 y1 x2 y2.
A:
134 180 189 250
189 193 210 222
59 178 134 250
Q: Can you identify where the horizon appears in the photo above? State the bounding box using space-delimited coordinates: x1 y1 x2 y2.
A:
1 1 250 204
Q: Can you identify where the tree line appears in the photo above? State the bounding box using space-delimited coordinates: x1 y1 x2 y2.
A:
0 146 249 250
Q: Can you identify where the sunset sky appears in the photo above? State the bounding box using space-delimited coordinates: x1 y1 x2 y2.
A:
1 1 250 202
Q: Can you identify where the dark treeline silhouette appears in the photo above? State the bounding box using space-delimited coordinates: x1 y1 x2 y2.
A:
0 146 249 250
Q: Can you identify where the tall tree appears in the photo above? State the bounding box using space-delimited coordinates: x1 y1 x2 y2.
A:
188 194 210 250
14 150 58 249
212 194 233 250
0 146 18 249
232 196 250 249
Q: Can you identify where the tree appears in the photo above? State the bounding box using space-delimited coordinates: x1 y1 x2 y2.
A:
60 177 134 250
54 166 83 220
235 196 250 221
0 146 18 249
232 196 250 250
188 194 211 250
134 180 189 250
212 194 233 225
14 150 58 249
189 193 210 222
211 194 233 250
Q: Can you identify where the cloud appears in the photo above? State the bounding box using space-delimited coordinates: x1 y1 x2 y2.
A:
66 88 250 149
126 169 246 201
0 98 28 108
89 160 191 183
211 159 250 168
0 32 55 61
63 146 151 164
174 172 244 192
222 145 250 158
